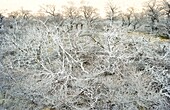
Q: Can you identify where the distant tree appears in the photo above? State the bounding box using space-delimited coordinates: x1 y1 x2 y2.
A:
119 12 126 26
131 13 141 30
41 4 57 17
62 2 80 30
8 11 20 19
79 5 99 28
105 2 118 25
63 4 80 19
163 0 170 20
119 8 133 27
19 8 31 20
129 8 146 30
144 0 163 32
125 7 134 26
7 8 31 21
40 4 64 25
160 0 170 37
0 14 4 23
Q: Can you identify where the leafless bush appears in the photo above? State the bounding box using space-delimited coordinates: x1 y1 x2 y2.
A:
0 19 170 110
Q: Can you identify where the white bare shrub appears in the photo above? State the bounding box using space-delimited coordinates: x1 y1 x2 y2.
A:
0 18 170 110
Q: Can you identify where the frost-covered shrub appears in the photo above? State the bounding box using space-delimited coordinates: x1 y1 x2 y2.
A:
0 20 170 110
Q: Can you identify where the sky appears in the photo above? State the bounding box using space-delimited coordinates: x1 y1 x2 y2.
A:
0 0 149 17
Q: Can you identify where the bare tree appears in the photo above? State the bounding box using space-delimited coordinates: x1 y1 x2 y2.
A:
105 2 118 25
63 6 80 19
131 13 141 30
144 0 163 32
6 8 32 30
119 12 126 26
160 0 170 37
41 4 57 17
63 2 80 30
7 8 31 20
119 8 133 27
40 4 64 25
163 0 170 19
129 8 146 30
79 5 99 28
8 11 20 19
19 8 31 20
125 7 134 26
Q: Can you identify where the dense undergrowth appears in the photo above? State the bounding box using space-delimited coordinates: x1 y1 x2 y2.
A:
0 21 170 110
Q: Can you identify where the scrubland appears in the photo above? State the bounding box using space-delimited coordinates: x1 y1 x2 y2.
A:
0 19 170 110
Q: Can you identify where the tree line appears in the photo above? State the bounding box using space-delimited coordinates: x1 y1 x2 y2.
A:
0 0 170 38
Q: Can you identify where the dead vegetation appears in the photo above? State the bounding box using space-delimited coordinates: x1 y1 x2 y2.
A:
0 19 170 110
